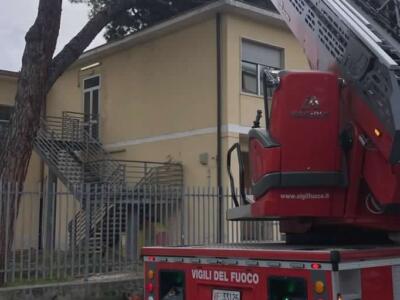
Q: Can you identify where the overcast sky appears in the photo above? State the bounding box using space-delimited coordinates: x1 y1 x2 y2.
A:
0 1 106 71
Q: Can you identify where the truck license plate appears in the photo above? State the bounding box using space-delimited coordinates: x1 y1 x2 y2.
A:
212 289 240 300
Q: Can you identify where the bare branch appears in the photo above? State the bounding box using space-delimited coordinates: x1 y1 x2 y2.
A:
47 0 138 90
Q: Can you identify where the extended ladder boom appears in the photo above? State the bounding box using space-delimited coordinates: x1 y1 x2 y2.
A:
271 0 400 163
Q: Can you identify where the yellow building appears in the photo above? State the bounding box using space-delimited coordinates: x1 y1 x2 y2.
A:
0 0 308 252
0 70 41 187
1 1 309 190
45 0 308 189
0 70 17 128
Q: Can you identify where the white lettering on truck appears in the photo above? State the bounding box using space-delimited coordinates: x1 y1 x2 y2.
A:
191 269 260 285
191 269 212 280
231 272 259 284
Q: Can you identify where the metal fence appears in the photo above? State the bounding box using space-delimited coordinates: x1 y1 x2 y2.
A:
0 184 281 285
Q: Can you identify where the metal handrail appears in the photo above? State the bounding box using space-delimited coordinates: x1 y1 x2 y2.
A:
89 159 183 186
41 112 126 185
35 126 83 187
34 111 185 251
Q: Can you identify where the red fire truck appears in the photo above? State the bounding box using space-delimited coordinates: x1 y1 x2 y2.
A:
143 0 400 299
143 244 400 300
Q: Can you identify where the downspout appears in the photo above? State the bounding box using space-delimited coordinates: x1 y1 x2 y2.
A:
216 13 223 243
38 95 47 249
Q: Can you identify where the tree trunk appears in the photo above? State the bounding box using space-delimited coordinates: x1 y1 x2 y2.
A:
0 0 62 284
0 0 144 285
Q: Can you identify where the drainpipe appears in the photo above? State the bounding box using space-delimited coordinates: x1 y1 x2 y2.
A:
216 13 223 243
38 94 47 249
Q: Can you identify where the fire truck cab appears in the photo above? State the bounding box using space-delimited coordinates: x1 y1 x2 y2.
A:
142 244 400 300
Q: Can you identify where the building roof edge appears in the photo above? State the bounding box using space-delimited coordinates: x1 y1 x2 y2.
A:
75 0 284 68
0 69 19 80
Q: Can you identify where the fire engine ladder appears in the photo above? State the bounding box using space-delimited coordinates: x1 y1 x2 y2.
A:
269 0 400 146
227 0 400 221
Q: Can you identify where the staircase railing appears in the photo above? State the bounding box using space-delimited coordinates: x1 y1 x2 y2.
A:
35 122 83 189
71 195 109 251
91 160 184 188
33 111 184 251
70 161 184 250
60 112 126 185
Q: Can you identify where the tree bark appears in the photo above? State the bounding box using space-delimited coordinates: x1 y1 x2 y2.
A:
0 0 144 285
0 0 62 178
0 0 63 283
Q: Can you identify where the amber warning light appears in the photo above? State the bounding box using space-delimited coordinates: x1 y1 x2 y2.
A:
147 270 155 280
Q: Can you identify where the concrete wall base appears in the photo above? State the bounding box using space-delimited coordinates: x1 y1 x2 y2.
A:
0 273 143 300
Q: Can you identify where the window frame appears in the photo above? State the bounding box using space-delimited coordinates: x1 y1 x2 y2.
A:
0 105 13 143
82 74 101 140
240 38 285 97
0 104 13 123
241 60 259 95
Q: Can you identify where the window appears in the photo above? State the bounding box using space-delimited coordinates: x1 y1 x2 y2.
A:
159 270 185 300
0 105 13 122
83 76 100 140
241 39 283 97
242 61 258 94
0 105 13 142
268 277 307 300
84 76 100 90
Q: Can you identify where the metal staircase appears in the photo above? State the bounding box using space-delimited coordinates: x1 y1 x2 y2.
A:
35 112 125 189
33 111 183 253
68 168 183 254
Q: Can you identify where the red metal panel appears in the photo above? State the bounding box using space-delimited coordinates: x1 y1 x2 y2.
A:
325 272 334 300
249 139 281 183
269 71 342 173
250 188 343 218
361 266 394 300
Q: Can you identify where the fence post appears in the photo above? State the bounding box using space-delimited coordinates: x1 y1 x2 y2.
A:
126 185 136 266
84 185 90 281
180 187 185 245
217 187 224 244
3 183 10 284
